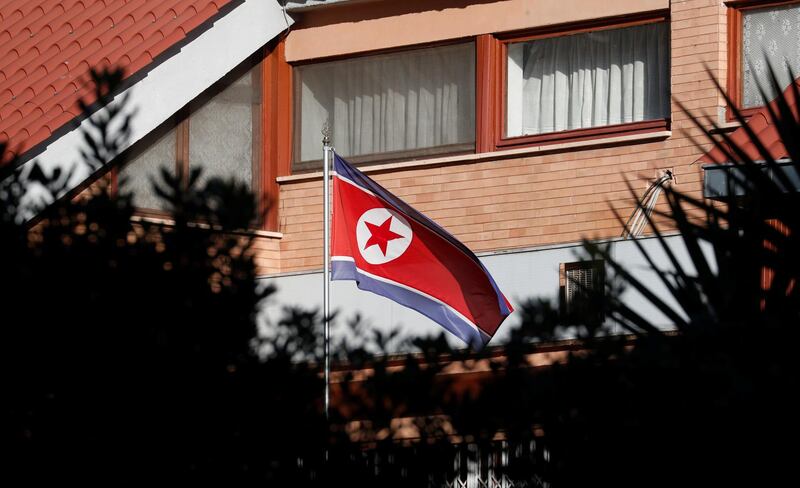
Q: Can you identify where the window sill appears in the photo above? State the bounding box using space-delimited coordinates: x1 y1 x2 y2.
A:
709 119 742 134
130 215 283 239
276 129 672 184
292 143 475 174
498 119 669 149
725 106 760 122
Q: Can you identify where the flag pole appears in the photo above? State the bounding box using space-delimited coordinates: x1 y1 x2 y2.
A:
322 125 332 420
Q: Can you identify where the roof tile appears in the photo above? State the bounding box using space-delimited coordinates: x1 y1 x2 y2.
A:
0 0 233 161
699 79 800 164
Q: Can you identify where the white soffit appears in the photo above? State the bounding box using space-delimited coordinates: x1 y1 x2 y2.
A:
284 0 381 11
20 0 291 210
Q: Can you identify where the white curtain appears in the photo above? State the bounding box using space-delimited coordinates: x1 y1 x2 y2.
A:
506 23 669 137
742 4 800 108
297 43 475 165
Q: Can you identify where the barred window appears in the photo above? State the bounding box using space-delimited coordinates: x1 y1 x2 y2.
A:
561 260 605 325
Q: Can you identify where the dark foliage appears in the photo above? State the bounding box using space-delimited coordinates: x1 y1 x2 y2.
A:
0 70 300 485
315 62 800 486
2 62 799 487
440 64 800 486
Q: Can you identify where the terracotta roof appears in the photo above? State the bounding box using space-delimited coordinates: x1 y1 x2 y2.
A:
699 78 800 164
0 0 232 163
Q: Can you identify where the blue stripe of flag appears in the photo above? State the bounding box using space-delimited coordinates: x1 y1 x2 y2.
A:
332 259 489 349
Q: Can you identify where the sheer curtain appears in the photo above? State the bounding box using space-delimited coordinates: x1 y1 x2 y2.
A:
118 127 176 211
119 66 259 211
296 43 475 168
190 69 256 189
742 4 800 108
506 23 669 137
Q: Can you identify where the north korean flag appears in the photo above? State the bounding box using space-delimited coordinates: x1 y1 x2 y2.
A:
331 154 513 349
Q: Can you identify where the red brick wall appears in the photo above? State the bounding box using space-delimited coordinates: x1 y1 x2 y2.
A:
261 0 730 274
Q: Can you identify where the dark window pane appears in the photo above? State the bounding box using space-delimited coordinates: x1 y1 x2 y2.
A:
563 260 605 325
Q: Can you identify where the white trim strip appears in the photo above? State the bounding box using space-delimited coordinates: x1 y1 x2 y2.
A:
331 255 355 262
334 172 377 198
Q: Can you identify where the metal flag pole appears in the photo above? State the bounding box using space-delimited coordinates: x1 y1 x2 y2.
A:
322 124 332 419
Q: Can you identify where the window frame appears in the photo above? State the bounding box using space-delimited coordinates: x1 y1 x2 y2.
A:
726 0 800 119
284 11 672 171
484 10 671 151
289 38 479 172
114 54 270 229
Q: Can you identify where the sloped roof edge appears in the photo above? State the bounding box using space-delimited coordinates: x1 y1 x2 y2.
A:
1 0 241 160
698 78 800 165
18 0 291 211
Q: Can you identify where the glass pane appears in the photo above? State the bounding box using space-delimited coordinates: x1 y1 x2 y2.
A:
294 43 476 171
742 4 800 108
118 127 176 211
506 22 670 137
189 69 255 189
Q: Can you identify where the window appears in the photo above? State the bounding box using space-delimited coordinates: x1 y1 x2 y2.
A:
121 126 177 212
560 260 605 325
503 21 670 141
119 60 262 215
742 2 799 108
286 14 671 172
293 42 476 172
729 1 800 114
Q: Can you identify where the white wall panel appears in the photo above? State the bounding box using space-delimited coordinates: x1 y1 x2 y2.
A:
258 234 715 352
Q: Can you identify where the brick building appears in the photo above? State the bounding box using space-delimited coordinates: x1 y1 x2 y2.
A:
1 0 789 347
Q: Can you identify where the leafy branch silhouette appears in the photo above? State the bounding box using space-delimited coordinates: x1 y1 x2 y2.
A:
2 59 799 487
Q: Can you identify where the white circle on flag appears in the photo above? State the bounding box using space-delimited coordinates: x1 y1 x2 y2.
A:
355 208 413 265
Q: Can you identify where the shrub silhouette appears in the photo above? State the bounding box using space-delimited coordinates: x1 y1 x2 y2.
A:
439 66 800 486
2 63 799 487
0 69 304 484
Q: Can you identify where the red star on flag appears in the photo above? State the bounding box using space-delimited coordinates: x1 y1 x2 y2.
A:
364 216 403 256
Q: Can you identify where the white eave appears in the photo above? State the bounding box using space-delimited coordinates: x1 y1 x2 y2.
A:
19 0 292 213
284 0 382 12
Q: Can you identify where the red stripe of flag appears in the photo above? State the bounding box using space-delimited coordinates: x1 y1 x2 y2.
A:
331 154 513 347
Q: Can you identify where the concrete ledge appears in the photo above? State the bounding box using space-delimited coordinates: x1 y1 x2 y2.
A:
130 215 283 239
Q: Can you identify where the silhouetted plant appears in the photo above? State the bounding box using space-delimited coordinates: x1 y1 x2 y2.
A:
439 62 800 487
0 69 282 485
313 61 800 487
3 59 799 487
